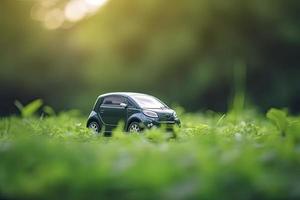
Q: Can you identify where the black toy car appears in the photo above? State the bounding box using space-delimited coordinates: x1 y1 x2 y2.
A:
87 92 180 133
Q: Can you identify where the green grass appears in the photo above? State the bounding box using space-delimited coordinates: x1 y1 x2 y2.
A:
0 109 300 200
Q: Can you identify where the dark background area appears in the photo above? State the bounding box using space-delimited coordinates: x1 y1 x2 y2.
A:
0 0 299 116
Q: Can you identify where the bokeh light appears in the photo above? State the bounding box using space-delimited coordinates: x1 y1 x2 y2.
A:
85 0 108 7
31 0 109 29
44 9 65 29
64 0 88 22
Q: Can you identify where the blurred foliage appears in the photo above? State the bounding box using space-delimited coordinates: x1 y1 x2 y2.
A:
0 0 300 115
266 108 288 137
0 110 300 199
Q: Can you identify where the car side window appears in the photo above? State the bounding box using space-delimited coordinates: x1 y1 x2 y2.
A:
126 99 135 108
102 96 124 106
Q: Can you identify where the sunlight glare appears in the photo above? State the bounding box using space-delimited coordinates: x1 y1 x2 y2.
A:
64 0 88 22
85 0 108 7
84 0 109 13
32 0 110 29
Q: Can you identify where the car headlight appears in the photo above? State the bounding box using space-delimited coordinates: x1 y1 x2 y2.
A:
173 112 178 118
143 110 158 118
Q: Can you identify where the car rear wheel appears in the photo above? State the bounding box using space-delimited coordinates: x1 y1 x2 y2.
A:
128 122 141 133
88 121 100 133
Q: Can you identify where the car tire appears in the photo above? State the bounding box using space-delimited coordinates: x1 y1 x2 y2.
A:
88 121 100 133
128 122 142 133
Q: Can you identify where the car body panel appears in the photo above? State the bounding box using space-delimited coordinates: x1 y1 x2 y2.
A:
99 105 126 125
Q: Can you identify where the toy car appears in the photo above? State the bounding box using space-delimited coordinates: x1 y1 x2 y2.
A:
87 92 181 133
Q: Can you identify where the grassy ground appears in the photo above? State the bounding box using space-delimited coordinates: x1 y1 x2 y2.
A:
0 109 300 199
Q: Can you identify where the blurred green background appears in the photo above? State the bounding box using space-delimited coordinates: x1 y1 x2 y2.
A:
0 0 299 115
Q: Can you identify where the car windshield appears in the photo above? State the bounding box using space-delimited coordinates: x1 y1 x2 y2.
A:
131 95 167 109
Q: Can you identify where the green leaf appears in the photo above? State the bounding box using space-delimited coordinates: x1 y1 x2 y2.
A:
43 105 56 116
14 100 24 112
15 99 43 118
266 108 288 136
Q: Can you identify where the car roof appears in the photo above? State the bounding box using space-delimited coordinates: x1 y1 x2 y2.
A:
98 92 150 99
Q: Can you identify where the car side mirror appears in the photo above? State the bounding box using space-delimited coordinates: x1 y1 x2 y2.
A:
120 103 128 108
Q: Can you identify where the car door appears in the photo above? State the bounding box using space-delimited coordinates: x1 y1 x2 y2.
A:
99 95 126 126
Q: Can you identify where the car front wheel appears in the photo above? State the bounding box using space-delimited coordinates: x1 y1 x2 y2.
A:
128 122 141 133
88 121 100 133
